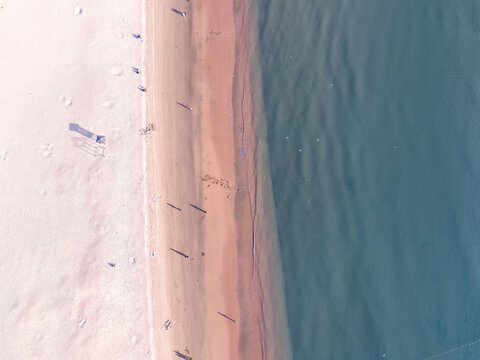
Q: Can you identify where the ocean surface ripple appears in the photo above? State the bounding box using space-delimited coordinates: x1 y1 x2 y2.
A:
257 0 480 359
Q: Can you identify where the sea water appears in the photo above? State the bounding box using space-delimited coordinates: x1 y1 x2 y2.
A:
256 0 480 359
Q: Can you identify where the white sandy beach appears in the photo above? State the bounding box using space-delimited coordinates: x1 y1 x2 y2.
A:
0 0 292 359
0 1 151 358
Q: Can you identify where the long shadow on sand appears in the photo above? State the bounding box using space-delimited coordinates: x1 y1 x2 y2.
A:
174 350 192 360
69 123 105 157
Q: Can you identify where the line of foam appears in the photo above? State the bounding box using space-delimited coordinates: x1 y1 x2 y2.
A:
140 0 156 358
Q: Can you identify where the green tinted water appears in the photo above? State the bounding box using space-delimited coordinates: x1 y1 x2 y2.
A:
256 1 480 359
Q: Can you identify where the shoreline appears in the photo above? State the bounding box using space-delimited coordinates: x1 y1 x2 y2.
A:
144 0 291 358
232 0 293 358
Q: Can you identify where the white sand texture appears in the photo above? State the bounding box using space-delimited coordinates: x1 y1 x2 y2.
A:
0 1 150 359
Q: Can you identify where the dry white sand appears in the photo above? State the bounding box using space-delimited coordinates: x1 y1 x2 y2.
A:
0 1 151 358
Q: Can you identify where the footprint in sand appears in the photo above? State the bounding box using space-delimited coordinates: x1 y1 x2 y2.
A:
100 226 110 235
41 144 54 158
102 100 113 108
109 66 123 76
59 95 72 108
74 6 82 16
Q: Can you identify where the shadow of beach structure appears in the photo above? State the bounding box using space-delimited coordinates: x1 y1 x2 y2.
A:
69 123 105 144
174 350 192 360
69 123 106 157
71 137 105 158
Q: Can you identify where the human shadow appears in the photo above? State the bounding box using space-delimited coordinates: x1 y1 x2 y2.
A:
174 350 192 360
169 248 189 259
171 8 186 17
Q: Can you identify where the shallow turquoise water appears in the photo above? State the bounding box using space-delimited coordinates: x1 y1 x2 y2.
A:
256 1 480 359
